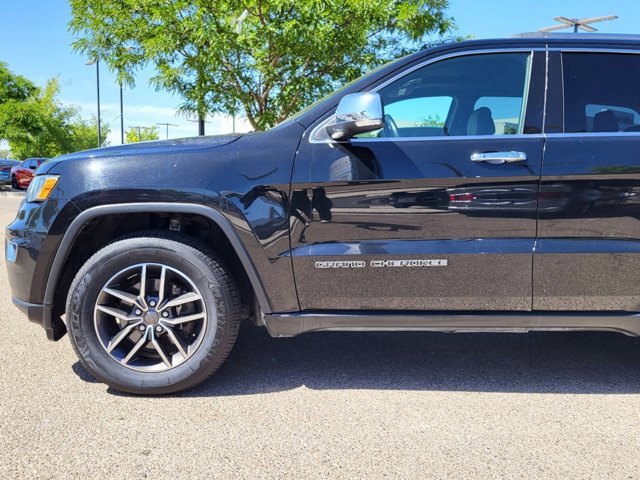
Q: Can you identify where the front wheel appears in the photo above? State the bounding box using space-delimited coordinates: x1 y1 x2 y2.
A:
11 175 19 190
66 231 241 395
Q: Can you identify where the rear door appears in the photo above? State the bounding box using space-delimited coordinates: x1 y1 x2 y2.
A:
534 49 640 311
291 50 547 311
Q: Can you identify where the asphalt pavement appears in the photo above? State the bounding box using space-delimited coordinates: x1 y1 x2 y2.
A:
1 195 640 479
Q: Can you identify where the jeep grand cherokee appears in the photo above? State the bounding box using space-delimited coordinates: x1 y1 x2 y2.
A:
7 33 640 394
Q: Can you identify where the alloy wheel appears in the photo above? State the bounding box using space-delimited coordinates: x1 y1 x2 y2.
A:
93 263 211 372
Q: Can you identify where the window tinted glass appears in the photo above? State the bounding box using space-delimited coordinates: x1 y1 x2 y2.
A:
384 96 453 137
375 52 532 138
563 53 640 133
474 97 525 135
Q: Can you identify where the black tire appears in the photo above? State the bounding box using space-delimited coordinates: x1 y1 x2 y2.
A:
66 231 241 395
11 175 20 190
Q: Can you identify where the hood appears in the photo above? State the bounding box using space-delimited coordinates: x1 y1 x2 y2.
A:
39 134 243 173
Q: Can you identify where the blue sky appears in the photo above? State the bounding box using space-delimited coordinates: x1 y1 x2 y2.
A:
1 0 639 146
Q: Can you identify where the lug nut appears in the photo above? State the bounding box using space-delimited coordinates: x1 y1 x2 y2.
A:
135 309 142 316
149 300 156 307
138 325 146 331
155 326 163 333
162 311 169 318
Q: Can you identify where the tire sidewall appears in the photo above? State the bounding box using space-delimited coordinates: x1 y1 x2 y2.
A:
68 238 233 393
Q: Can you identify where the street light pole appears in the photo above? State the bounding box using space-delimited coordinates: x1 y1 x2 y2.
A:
119 83 124 144
156 123 178 140
96 60 101 147
86 58 102 147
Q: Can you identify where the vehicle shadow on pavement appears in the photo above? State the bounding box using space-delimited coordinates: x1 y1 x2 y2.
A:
74 322 640 396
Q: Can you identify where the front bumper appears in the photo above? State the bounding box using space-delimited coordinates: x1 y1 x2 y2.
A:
6 196 77 341
6 229 64 340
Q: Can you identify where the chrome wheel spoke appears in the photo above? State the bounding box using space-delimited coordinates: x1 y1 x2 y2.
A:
162 326 189 358
96 304 137 322
157 266 167 305
159 292 202 311
163 312 206 326
122 328 150 365
137 264 148 308
107 321 143 353
150 331 172 368
103 287 141 307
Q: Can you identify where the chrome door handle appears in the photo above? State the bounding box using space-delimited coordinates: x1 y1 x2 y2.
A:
470 151 527 164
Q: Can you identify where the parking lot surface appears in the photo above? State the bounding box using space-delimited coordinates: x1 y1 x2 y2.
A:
1 195 640 479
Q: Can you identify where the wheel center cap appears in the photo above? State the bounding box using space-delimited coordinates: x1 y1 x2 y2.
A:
144 310 160 325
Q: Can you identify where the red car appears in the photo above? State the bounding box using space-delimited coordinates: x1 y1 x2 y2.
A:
11 158 47 190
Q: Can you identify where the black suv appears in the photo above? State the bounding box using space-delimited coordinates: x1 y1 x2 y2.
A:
7 33 640 394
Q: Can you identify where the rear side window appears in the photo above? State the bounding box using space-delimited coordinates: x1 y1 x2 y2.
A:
563 53 640 133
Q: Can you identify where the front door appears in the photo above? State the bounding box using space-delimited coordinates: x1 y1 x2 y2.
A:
291 50 546 312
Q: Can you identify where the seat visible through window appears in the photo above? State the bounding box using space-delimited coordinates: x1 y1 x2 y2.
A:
592 110 619 132
467 107 496 135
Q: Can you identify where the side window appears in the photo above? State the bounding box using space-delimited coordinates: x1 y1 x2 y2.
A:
375 52 532 138
474 97 525 135
383 96 453 137
563 53 640 133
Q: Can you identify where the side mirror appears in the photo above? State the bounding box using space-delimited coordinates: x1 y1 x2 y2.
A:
325 92 383 140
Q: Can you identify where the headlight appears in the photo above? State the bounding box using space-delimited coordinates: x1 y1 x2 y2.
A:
26 175 59 202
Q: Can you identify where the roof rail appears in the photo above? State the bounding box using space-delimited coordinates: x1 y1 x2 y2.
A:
511 32 640 41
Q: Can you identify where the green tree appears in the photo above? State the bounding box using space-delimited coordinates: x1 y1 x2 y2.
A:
69 0 454 131
417 114 445 127
126 126 160 143
0 61 43 153
0 61 37 104
70 115 111 152
0 62 110 158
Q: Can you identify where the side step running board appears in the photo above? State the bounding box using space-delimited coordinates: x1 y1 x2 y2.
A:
263 311 640 338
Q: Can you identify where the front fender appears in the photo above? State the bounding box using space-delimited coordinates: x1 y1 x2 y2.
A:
43 202 277 314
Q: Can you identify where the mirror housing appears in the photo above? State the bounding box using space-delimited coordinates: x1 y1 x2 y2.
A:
325 92 384 140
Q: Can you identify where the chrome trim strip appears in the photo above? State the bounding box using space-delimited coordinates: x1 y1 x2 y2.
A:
544 132 640 138
348 133 545 143
548 47 640 54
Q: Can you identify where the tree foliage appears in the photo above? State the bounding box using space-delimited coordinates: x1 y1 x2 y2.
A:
69 0 454 131
0 62 109 158
126 125 160 143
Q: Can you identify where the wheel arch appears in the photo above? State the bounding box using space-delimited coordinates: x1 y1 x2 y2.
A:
46 203 272 338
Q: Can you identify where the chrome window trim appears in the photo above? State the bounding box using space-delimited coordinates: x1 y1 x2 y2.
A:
548 47 640 54
545 132 640 138
348 133 545 143
309 46 640 144
309 47 543 144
